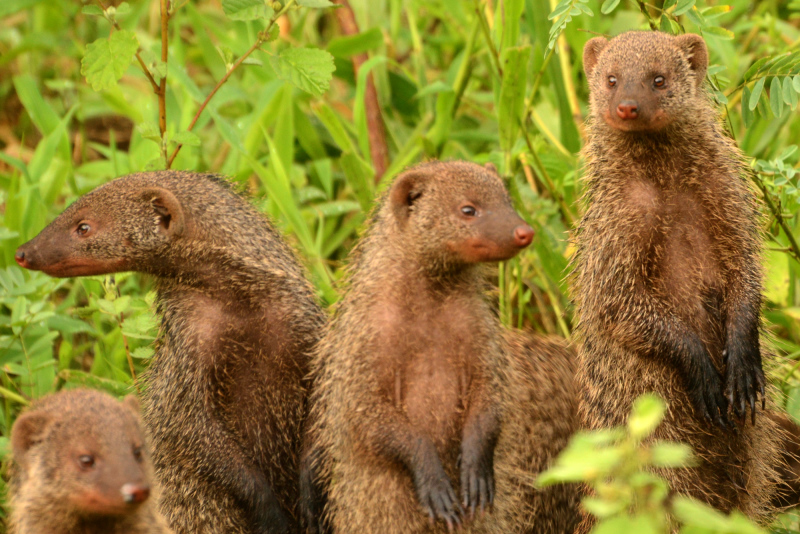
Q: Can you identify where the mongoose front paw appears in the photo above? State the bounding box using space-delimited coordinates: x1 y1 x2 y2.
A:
414 461 463 531
460 441 495 518
687 357 730 430
724 344 766 425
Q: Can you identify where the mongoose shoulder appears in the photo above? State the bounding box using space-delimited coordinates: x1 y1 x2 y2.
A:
9 388 171 534
573 30 780 523
16 171 325 534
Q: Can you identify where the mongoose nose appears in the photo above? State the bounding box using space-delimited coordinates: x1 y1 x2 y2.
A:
15 248 30 269
120 483 150 504
513 225 534 248
616 100 639 120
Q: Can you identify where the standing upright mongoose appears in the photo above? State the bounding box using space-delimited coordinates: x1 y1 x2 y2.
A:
572 31 781 523
301 161 578 534
15 172 325 534
8 388 171 534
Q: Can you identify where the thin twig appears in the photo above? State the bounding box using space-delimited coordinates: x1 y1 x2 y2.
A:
158 0 169 145
752 174 800 263
96 0 160 92
167 0 297 168
636 0 658 31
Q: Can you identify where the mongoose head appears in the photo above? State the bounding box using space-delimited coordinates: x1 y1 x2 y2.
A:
387 161 533 267
583 31 708 132
11 389 152 517
15 175 186 277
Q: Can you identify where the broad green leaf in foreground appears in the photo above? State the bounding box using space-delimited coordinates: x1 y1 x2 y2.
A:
81 30 139 92
270 48 335 96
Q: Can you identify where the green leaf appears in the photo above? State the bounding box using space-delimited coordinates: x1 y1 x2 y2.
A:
628 393 665 440
702 26 734 40
81 30 139 92
548 0 571 21
327 27 383 58
131 346 154 359
741 86 754 128
749 77 765 111
297 0 336 7
138 122 161 142
701 5 731 19
743 57 769 81
600 0 620 14
221 0 273 21
269 47 336 96
650 442 693 467
172 131 201 146
770 76 784 117
673 0 695 16
498 46 531 152
794 75 800 93
784 77 798 109
116 2 131 15
81 5 103 15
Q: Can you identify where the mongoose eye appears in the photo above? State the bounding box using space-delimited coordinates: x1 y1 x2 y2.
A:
76 223 91 236
133 446 143 463
654 76 665 88
460 205 477 217
78 455 96 469
608 76 617 88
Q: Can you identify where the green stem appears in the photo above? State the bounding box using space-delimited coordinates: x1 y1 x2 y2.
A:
473 0 502 79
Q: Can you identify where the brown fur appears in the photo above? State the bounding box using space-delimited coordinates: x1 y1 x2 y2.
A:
8 389 171 534
15 172 325 534
477 331 579 533
769 412 800 509
572 31 781 526
302 161 575 533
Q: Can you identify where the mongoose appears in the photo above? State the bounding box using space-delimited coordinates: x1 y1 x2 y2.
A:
572 30 781 523
301 161 577 533
8 388 171 534
15 171 325 534
478 330 579 534
768 412 800 508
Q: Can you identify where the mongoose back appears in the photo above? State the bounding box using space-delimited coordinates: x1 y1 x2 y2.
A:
8 388 171 534
573 30 780 523
15 171 325 533
302 161 576 533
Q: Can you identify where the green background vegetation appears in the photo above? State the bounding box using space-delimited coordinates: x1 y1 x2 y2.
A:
1 0 800 530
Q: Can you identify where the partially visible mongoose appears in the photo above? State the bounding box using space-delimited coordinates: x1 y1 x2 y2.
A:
8 388 171 534
478 330 579 534
15 172 325 534
573 30 781 523
301 161 577 533
768 412 800 508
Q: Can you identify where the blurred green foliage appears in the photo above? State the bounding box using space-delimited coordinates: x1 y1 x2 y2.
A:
538 393 768 533
1 0 800 529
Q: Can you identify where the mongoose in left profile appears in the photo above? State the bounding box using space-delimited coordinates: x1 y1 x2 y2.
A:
572 31 781 524
301 161 578 534
8 388 171 534
15 172 325 534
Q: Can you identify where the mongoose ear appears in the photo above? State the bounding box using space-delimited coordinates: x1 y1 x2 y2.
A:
484 162 499 176
389 171 427 227
11 410 51 460
674 33 708 87
141 187 185 237
583 37 608 78
123 394 141 415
